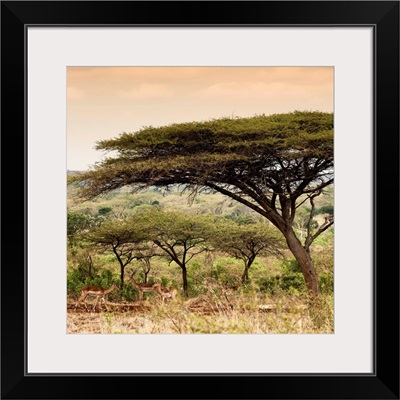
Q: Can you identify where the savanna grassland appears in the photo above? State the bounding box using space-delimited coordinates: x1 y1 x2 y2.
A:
67 183 334 334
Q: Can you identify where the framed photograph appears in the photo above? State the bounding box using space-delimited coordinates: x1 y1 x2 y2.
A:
2 1 399 399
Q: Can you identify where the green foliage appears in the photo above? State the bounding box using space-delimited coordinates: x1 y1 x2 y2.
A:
71 111 333 202
311 244 334 275
96 111 333 156
186 277 206 297
82 216 148 245
258 259 304 294
189 261 203 271
319 272 334 294
160 276 178 289
67 267 120 298
258 272 306 294
279 273 306 292
120 283 139 301
223 214 258 225
211 219 284 262
313 229 334 247
67 265 89 294
315 205 334 215
280 258 301 273
127 198 145 209
136 209 215 268
258 269 333 295
98 207 112 215
212 257 241 278
67 213 93 236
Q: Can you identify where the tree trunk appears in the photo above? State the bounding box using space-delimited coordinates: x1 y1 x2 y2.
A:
87 254 93 278
120 266 125 289
113 246 125 289
241 261 251 284
181 265 188 297
143 259 151 283
284 228 319 295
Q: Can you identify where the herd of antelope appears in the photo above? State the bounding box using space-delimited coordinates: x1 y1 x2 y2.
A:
74 274 178 312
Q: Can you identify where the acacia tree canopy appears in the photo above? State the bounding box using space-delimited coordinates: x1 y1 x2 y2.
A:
72 111 334 295
137 210 214 296
211 220 285 284
81 218 148 288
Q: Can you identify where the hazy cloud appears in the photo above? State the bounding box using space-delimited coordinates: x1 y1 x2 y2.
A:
120 83 173 99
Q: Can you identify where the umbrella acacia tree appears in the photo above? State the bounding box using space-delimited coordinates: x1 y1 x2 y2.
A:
211 220 285 284
81 217 147 288
131 241 161 283
137 210 214 296
71 111 334 295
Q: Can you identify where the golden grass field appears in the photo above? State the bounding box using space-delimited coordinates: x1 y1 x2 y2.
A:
67 290 334 334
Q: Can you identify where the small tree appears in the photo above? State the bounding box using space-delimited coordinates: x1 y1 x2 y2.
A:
212 220 284 284
132 242 161 283
138 210 214 296
67 212 96 245
81 217 146 288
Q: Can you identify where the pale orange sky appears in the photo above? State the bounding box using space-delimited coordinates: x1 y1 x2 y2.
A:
67 66 334 171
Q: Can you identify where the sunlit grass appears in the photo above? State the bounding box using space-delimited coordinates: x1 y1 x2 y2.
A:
67 288 334 334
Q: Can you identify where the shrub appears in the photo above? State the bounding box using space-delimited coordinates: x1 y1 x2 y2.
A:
319 272 334 294
119 284 136 301
98 207 112 215
67 267 121 299
279 272 306 292
315 205 334 215
67 265 87 295
258 275 279 294
258 261 306 294
280 258 301 274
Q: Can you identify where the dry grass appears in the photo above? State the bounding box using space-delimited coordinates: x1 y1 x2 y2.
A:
67 289 334 334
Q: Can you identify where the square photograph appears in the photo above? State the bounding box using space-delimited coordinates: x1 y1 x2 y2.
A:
66 66 334 334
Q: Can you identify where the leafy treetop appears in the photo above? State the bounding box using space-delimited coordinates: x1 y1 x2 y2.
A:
71 111 333 231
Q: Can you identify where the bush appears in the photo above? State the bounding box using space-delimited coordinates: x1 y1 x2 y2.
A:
160 276 178 289
280 258 301 274
315 205 334 215
279 272 306 292
258 270 333 296
211 262 228 280
67 265 88 295
222 214 258 225
119 284 136 301
190 261 203 271
258 264 306 294
187 279 202 297
67 267 121 299
98 207 112 215
319 272 334 294
258 274 280 294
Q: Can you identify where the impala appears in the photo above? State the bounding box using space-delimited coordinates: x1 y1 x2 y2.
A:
127 277 160 301
74 283 120 311
153 283 178 302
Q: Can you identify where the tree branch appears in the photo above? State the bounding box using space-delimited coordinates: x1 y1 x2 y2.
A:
305 215 334 252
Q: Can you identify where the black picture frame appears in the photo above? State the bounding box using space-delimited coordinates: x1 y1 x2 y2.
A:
1 1 399 399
